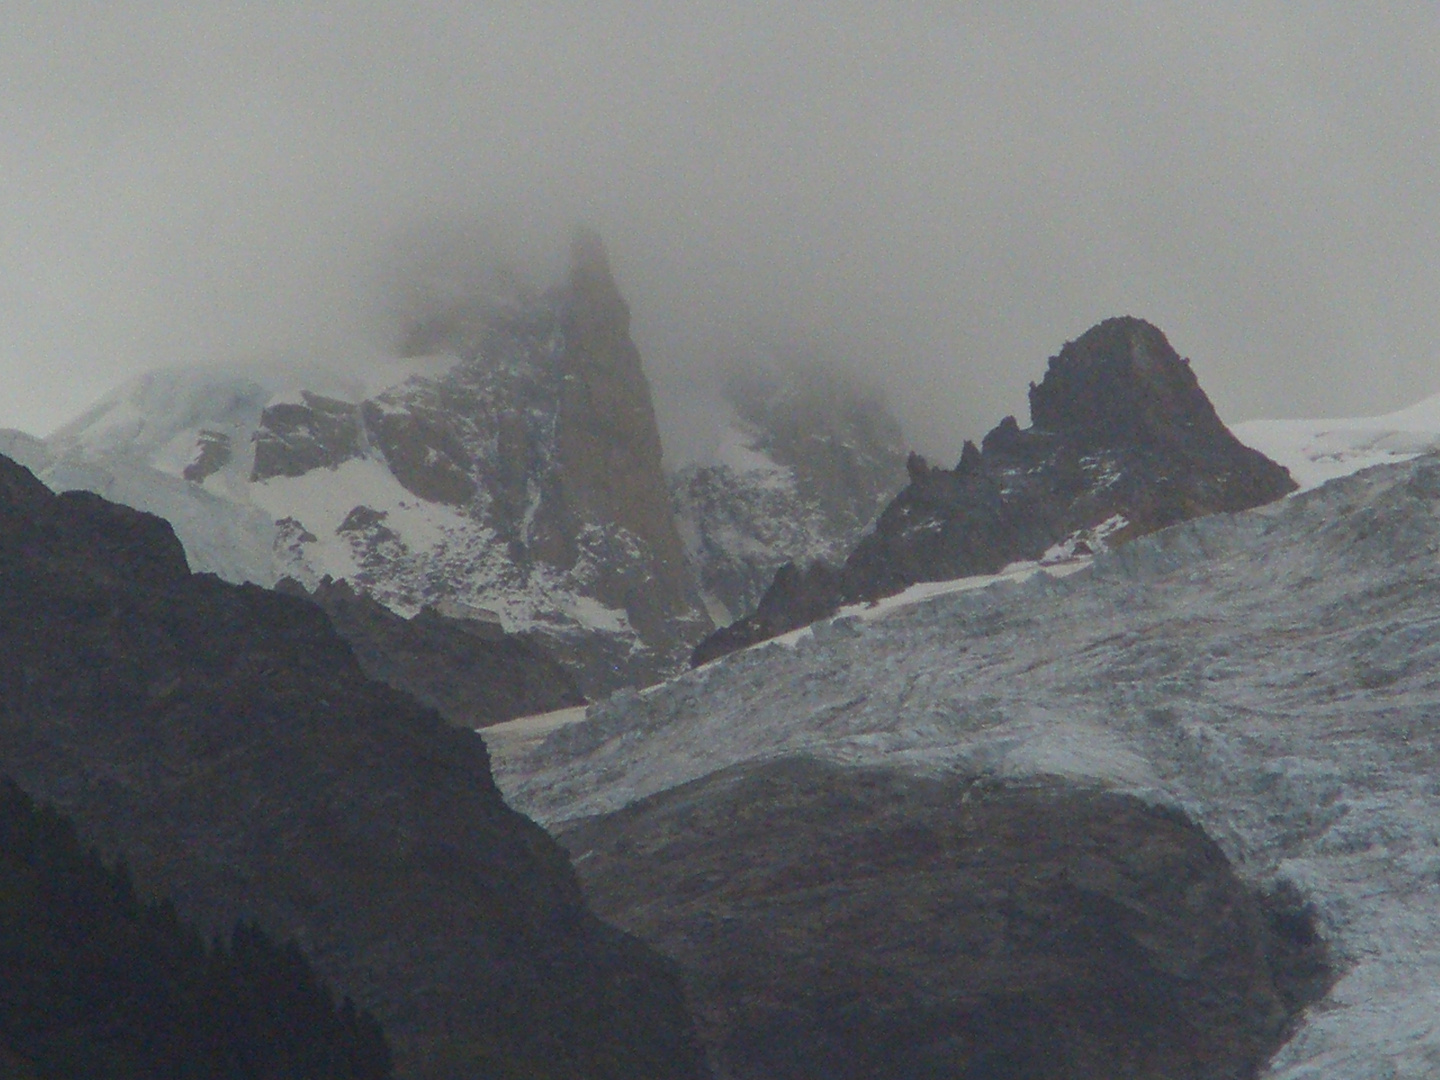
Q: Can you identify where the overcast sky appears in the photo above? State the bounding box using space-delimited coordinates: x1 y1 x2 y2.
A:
2 3 1439 462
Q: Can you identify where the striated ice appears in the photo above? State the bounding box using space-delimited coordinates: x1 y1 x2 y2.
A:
495 453 1440 1077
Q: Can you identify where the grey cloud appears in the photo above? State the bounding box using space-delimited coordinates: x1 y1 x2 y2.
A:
1 4 1437 466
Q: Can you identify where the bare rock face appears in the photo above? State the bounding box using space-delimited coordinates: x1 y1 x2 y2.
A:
549 230 702 649
689 561 844 663
251 393 366 481
277 575 585 727
694 318 1296 664
182 429 233 483
560 756 1332 1080
1028 316 1239 449
365 230 711 691
0 453 708 1080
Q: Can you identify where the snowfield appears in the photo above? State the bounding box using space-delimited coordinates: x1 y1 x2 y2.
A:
15 359 644 642
1237 392 1440 490
495 454 1440 1079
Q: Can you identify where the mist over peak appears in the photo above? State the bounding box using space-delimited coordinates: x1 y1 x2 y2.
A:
3 5 1439 460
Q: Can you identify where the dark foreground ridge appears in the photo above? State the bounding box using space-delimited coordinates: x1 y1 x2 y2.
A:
694 317 1296 664
0 778 392 1078
276 576 585 727
0 453 707 1080
561 756 1333 1080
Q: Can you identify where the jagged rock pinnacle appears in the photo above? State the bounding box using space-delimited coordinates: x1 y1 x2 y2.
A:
693 317 1297 665
1029 316 1226 450
565 225 631 345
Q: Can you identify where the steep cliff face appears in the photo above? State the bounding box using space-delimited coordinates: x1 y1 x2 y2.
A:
694 317 1296 663
671 363 906 623
548 230 702 650
38 235 711 696
0 453 708 1080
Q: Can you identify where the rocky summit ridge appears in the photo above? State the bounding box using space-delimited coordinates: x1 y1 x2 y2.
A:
694 316 1296 663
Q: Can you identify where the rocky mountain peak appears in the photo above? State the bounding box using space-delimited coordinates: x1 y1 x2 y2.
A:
1028 316 1226 450
563 226 630 345
694 317 1296 664
26 234 711 696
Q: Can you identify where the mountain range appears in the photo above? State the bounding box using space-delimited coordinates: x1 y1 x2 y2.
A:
693 316 1298 663
9 237 1440 1077
0 237 907 705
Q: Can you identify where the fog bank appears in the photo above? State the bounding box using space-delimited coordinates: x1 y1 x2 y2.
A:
2 4 1438 464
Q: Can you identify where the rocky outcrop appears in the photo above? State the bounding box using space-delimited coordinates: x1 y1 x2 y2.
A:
559 756 1331 1080
251 393 366 481
694 317 1296 664
688 561 844 662
277 575 584 727
0 453 708 1080
345 230 712 691
549 229 704 652
671 362 906 624
182 429 233 483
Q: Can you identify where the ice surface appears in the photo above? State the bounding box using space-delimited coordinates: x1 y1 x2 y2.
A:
1236 393 1440 490
496 454 1440 1078
479 706 589 767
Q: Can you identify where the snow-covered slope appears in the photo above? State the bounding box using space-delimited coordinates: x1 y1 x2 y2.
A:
498 453 1440 1078
1236 393 1440 490
36 360 460 591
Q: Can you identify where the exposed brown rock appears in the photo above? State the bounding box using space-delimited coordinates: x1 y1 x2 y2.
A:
251 392 364 481
553 229 701 648
360 399 477 506
253 232 713 694
182 429 232 483
561 756 1332 1080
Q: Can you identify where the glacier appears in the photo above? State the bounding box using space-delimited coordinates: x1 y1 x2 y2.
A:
494 453 1440 1078
1236 391 1440 491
